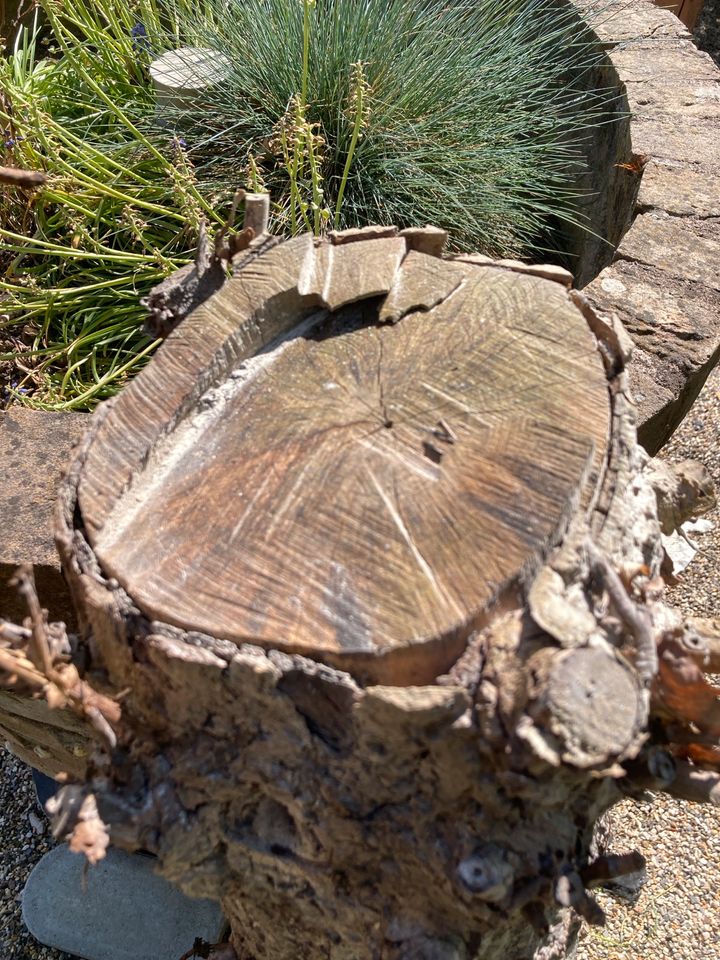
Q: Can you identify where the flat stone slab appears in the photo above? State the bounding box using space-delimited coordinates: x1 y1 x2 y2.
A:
22 845 225 960
0 408 91 777
0 407 87 625
573 0 720 453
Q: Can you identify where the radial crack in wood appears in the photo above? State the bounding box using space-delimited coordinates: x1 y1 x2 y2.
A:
75 238 611 684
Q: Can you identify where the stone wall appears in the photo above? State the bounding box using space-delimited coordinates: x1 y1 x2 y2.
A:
571 0 720 453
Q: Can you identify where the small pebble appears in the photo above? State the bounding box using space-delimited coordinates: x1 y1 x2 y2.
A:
28 812 46 836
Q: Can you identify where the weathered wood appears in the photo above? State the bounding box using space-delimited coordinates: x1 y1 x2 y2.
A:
142 193 272 338
0 165 47 187
0 690 90 779
0 408 87 626
653 0 705 29
644 458 716 535
76 238 610 685
0 566 119 775
0 226 705 960
686 617 720 673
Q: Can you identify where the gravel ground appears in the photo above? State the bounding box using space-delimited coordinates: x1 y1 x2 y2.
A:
576 364 720 960
0 754 73 960
695 0 720 66
1 5 719 960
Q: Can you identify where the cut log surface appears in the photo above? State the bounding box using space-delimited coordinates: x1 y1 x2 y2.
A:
77 238 611 683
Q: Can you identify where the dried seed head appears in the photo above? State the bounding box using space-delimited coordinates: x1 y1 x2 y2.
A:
347 61 371 134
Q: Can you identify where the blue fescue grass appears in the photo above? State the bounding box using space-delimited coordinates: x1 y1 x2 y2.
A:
1 0 621 409
165 0 620 255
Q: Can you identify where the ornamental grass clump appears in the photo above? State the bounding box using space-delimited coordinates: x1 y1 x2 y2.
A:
1 0 618 409
168 0 618 254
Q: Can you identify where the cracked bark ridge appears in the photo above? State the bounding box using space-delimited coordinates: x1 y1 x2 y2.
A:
142 192 272 339
52 229 674 960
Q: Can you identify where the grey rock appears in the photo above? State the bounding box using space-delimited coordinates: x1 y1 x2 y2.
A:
583 252 720 454
21 845 224 960
638 161 720 218
616 213 720 293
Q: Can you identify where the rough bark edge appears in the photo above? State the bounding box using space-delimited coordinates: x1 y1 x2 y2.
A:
41 233 720 960
47 250 655 958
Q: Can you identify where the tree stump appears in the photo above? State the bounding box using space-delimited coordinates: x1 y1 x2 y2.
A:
27 225 716 959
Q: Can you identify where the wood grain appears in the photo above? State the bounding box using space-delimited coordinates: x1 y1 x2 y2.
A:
78 239 611 683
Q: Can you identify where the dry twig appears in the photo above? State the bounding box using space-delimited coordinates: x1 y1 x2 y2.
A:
585 540 657 683
0 164 47 187
67 793 110 865
178 938 238 960
0 565 121 747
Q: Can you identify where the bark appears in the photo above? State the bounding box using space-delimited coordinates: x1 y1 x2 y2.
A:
3 225 717 959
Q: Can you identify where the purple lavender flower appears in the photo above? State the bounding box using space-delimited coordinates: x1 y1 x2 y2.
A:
130 22 152 56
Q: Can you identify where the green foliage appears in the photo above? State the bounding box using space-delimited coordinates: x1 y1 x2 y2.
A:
1 4 219 409
167 0 617 254
1 0 618 409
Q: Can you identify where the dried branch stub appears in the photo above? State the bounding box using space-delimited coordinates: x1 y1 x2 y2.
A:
582 543 720 801
580 851 646 888
0 565 121 748
647 626 720 796
178 938 238 960
585 540 657 684
0 165 47 187
553 870 605 927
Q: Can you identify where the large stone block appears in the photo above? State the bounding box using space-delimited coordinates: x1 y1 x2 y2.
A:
0 408 88 625
572 0 720 454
